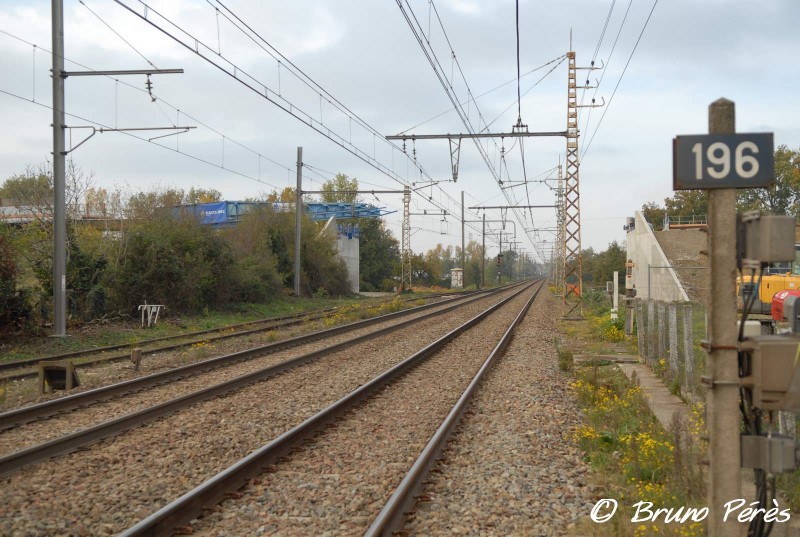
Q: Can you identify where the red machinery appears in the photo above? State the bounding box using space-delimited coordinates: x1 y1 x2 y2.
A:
772 289 800 331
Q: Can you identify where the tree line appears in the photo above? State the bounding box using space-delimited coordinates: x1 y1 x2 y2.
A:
0 165 365 332
642 145 800 230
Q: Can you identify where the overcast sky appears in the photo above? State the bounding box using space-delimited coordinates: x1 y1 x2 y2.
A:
1 0 798 263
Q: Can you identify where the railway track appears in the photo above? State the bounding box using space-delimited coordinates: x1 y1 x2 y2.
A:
0 281 534 535
0 282 527 484
116 279 544 536
0 290 470 383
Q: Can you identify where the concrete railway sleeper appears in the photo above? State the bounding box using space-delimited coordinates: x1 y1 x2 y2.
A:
0 285 513 432
118 279 543 537
0 289 474 382
0 282 528 477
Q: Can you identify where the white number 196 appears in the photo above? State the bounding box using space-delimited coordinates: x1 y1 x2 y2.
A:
692 141 760 180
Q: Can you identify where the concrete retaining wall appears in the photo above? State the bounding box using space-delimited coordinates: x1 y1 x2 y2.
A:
626 211 689 302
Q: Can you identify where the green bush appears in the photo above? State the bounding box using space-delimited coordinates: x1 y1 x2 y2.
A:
0 229 31 331
104 216 235 313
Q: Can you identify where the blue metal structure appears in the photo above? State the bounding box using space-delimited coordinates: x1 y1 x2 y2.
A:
174 201 394 227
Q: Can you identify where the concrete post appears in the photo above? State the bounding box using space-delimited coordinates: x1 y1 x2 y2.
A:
683 303 695 394
657 301 667 362
636 299 645 361
647 299 655 364
625 298 635 336
611 270 619 320
668 302 679 381
706 98 742 536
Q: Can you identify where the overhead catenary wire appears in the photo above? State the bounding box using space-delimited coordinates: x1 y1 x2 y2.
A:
426 0 553 248
579 0 633 146
397 54 565 135
208 0 493 237
0 87 282 191
397 0 550 262
79 0 158 70
114 0 488 241
577 0 616 122
0 27 297 187
582 0 660 161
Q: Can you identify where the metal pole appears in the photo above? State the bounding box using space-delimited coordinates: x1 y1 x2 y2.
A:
461 190 465 288
52 0 66 337
481 214 485 288
498 231 502 285
293 147 302 297
706 98 742 537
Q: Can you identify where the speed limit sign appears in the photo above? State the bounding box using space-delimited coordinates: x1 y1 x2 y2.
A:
672 133 774 189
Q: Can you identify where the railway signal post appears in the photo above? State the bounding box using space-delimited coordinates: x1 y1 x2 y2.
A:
704 100 742 537
674 98 775 536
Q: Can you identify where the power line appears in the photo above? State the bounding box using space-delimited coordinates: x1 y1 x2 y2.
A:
0 27 296 183
0 86 281 191
582 0 660 160
113 0 488 241
483 55 566 132
206 0 495 240
79 0 158 70
580 0 634 155
397 55 564 135
578 0 616 118
399 0 552 262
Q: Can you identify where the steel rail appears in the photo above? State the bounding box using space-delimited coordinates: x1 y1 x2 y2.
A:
0 308 334 372
364 280 544 536
0 286 510 431
0 283 527 476
119 279 540 537
0 289 473 378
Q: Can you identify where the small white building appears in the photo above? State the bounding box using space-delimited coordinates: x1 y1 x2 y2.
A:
451 268 463 289
320 216 360 293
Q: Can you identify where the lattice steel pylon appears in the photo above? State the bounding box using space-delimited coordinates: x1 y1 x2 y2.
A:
563 51 603 317
401 186 412 291
555 163 566 291
563 51 583 317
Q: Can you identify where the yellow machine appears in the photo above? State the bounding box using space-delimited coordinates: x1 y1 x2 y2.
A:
737 244 800 315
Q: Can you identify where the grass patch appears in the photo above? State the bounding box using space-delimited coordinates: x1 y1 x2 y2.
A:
571 365 706 537
0 295 380 363
560 303 706 537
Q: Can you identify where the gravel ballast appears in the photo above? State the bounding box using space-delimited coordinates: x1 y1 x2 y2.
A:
184 285 540 536
404 289 593 536
0 286 526 536
0 292 491 456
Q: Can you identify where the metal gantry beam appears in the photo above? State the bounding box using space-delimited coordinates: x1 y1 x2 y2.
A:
468 205 556 210
386 131 567 140
386 129 565 183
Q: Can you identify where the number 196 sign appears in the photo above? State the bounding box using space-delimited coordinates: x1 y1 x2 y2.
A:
673 133 773 190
